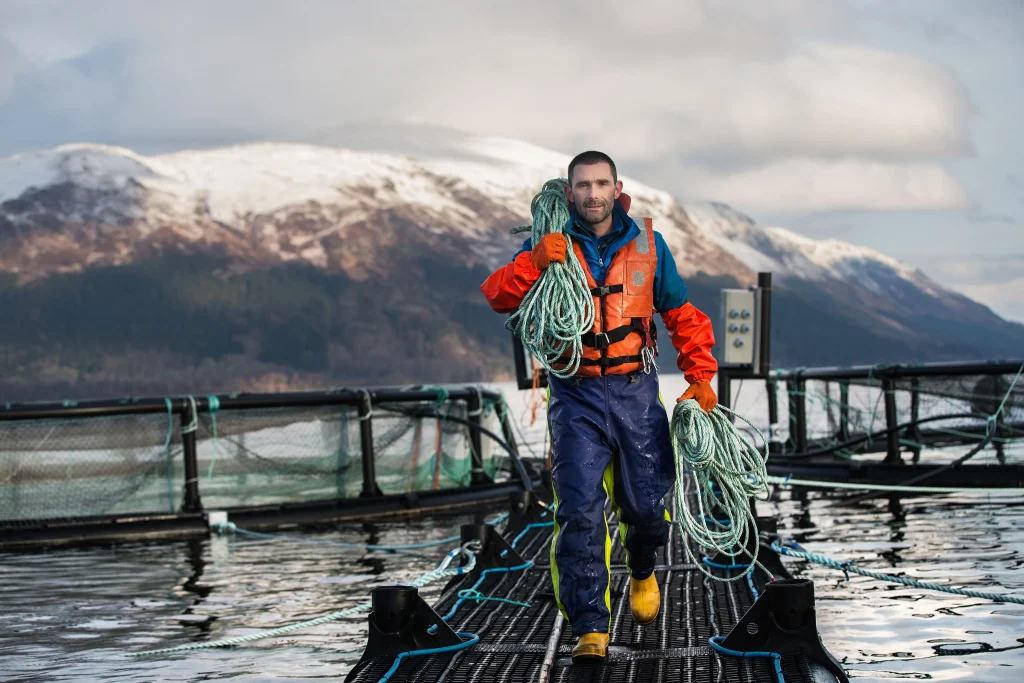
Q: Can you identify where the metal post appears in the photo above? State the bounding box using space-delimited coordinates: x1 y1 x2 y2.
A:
717 369 733 422
181 401 202 514
757 272 772 376
359 394 382 497
495 397 525 482
766 378 780 454
839 382 850 442
467 391 491 486
338 407 350 497
883 378 901 464
794 378 808 454
909 378 922 463
787 380 799 453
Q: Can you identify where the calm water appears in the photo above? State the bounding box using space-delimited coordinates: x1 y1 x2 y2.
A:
1 376 1022 681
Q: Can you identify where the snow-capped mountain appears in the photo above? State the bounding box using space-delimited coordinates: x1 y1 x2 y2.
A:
0 133 1020 399
0 139 749 284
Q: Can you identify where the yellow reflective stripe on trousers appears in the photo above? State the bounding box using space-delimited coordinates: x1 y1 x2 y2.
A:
601 462 616 628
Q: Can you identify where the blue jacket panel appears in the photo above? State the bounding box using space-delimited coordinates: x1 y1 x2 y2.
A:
513 199 688 313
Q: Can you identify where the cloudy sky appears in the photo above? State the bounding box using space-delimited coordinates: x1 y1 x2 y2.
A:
1 0 1021 321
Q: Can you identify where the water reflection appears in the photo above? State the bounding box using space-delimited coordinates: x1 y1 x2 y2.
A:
0 376 1021 681
177 539 218 634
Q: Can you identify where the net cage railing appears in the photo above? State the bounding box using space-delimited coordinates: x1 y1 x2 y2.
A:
761 360 1024 461
0 386 518 523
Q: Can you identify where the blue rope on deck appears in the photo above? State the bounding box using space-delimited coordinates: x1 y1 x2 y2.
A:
709 636 784 683
504 521 554 556
384 520 546 681
376 633 480 683
702 557 751 570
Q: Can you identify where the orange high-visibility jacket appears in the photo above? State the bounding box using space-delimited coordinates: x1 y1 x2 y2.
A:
480 193 717 382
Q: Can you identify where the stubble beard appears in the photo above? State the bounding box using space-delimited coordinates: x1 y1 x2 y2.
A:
580 201 613 227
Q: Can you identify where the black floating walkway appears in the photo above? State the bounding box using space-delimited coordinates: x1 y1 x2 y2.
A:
343 506 841 683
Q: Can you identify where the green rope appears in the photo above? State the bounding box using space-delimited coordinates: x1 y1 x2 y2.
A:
767 475 1024 495
421 385 450 410
504 178 594 379
206 395 221 481
670 400 771 582
773 540 1024 605
162 398 175 513
991 362 1023 421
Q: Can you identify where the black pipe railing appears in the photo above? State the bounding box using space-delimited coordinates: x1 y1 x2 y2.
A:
756 359 1023 461
181 399 202 513
757 272 771 374
466 390 489 485
0 384 522 519
882 378 900 464
769 359 1024 382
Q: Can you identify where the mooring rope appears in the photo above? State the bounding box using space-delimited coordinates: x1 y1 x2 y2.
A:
772 540 1024 605
670 399 771 581
504 178 594 379
766 475 1024 495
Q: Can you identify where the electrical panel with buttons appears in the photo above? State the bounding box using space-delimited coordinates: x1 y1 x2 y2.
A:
719 288 760 371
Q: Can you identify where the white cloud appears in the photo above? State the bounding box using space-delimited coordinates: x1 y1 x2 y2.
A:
0 0 1002 221
0 1 970 158
672 158 968 212
0 37 20 102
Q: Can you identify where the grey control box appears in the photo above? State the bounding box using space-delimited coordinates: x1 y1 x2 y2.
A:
719 288 760 371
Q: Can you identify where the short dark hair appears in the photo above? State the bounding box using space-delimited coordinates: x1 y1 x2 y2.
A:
568 151 617 185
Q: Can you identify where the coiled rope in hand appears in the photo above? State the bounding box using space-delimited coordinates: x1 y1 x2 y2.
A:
506 178 594 379
671 399 771 581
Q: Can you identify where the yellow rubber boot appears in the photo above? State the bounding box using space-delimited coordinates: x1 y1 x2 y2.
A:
571 632 609 663
629 574 661 625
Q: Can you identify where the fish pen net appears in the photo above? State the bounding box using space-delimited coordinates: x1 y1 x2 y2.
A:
775 368 1024 458
0 393 508 522
0 410 182 521
192 400 504 508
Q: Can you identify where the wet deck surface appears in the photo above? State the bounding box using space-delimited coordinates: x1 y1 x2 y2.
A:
345 508 829 683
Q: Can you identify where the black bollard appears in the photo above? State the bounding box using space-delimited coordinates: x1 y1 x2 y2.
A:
342 586 462 683
504 490 551 539
459 523 526 583
721 579 848 683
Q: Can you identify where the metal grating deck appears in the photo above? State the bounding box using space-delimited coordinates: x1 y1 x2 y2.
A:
345 507 834 683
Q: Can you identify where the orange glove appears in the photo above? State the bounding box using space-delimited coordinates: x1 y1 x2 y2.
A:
677 381 717 414
529 233 569 270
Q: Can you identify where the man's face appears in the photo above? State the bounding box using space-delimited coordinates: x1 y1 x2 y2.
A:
566 162 622 226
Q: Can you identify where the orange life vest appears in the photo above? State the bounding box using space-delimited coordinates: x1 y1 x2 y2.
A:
550 216 658 377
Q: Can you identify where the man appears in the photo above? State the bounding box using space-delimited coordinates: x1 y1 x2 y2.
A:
479 151 718 662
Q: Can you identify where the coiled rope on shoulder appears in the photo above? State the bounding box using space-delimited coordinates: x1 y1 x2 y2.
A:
671 399 771 581
505 178 594 379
